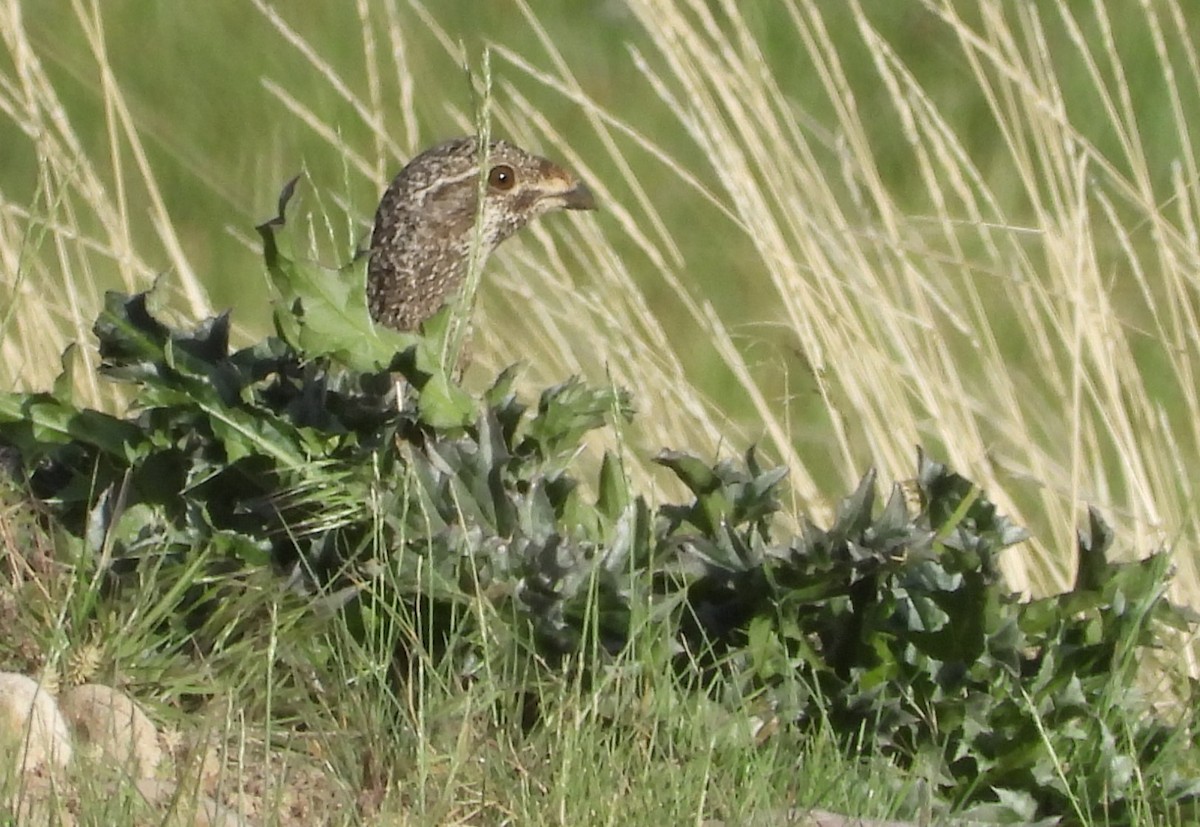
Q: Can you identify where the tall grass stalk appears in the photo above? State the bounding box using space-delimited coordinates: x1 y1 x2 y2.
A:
457 0 1200 625
1 2 1198 661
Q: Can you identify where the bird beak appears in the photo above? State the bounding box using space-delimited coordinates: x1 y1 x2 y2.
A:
561 180 596 211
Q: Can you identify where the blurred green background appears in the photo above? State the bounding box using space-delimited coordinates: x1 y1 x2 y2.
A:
2 1 1198 484
6 1 1192 342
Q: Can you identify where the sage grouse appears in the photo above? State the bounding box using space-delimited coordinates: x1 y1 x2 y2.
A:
367 136 596 331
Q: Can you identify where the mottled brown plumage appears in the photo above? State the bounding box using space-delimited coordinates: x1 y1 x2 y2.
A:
367 136 596 331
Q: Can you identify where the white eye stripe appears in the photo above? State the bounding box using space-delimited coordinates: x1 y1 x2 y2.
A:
415 168 477 195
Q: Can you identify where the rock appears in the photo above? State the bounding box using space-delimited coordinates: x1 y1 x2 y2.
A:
192 793 250 827
59 683 162 778
0 671 72 772
5 769 77 826
136 778 247 827
703 808 982 826
136 776 182 806
803 811 917 827
180 731 224 793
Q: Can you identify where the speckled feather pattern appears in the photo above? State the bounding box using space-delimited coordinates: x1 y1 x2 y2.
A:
367 136 595 331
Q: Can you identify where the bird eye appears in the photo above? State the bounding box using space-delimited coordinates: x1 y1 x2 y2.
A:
488 164 516 191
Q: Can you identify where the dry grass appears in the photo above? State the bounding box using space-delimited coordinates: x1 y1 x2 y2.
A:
1 0 1198 675
473 0 1200 622
0 1 214 406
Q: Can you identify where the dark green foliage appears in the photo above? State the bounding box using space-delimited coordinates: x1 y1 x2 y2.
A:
1 185 1197 825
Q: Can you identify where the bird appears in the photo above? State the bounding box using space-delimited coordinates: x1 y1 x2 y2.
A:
367 135 596 332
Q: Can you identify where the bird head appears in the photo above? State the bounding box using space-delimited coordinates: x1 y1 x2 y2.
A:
475 138 596 245
387 135 594 248
368 135 596 331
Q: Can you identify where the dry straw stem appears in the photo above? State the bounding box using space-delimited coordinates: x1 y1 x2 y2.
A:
1 3 1199 677
473 0 1200 630
0 0 210 407
474 0 1199 613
